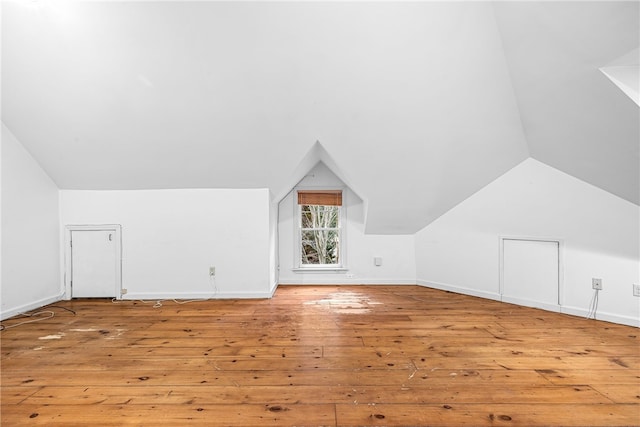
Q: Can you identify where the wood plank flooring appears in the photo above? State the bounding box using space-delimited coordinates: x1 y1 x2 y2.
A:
1 285 638 426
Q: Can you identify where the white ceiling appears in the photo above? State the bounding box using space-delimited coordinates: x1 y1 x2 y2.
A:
2 1 638 234
493 2 639 205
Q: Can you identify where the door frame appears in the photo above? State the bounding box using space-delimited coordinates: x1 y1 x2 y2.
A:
498 235 564 311
64 224 122 300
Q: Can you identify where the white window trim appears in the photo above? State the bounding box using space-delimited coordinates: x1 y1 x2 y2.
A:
293 187 347 272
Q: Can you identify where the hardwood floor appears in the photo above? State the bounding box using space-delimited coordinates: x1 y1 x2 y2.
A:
1 285 638 426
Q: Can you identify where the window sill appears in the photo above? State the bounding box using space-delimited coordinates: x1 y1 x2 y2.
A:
292 267 349 274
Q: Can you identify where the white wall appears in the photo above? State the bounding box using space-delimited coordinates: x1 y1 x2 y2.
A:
60 188 272 299
1 124 61 319
269 196 279 294
278 162 415 285
415 158 640 326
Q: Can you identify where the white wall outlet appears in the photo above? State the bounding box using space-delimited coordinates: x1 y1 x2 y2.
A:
592 278 603 290
209 267 216 277
374 257 383 266
346 273 355 279
121 288 127 295
633 284 640 297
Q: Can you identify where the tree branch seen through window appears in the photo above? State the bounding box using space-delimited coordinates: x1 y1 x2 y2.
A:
300 204 340 265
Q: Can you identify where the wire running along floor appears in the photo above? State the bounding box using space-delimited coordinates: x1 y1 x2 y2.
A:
1 285 638 426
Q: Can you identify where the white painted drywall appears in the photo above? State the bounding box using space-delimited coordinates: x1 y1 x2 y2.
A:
415 158 640 326
278 162 415 285
269 197 279 294
3 1 533 235
1 124 61 319
60 188 272 299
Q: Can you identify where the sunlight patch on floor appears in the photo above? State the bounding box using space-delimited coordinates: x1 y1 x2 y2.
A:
303 291 382 313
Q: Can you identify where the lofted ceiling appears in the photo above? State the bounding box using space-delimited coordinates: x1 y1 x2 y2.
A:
2 1 638 234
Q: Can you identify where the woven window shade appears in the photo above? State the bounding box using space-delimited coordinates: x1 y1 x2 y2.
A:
297 190 342 206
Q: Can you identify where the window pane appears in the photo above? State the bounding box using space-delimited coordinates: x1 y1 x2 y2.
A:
301 230 340 265
300 205 339 229
301 207 313 229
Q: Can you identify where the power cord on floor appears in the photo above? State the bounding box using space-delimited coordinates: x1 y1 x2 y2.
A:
112 276 219 309
0 306 76 331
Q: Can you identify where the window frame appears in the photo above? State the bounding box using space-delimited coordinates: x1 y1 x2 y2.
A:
293 187 347 272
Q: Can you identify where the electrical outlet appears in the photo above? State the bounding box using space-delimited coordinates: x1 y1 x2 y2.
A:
592 278 603 290
633 284 640 297
121 288 127 295
346 273 355 279
209 267 216 277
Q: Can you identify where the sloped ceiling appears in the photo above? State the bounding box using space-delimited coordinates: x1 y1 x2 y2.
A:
493 1 639 206
600 47 639 106
2 1 638 234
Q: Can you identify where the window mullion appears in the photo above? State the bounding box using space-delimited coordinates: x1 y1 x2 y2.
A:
298 202 341 266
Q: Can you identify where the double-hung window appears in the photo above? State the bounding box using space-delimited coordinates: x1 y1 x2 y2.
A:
297 190 343 268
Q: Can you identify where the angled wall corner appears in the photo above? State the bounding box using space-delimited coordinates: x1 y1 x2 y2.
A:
1 123 62 319
277 160 416 286
600 71 639 107
415 158 639 327
600 47 639 106
273 140 369 222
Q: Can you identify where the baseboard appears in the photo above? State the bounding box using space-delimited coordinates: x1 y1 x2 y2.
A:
417 279 502 301
123 291 274 300
501 295 561 313
269 280 279 297
417 280 639 328
561 305 639 328
278 278 416 286
1 293 65 321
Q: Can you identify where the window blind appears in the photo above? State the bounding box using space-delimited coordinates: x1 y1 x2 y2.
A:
297 190 342 206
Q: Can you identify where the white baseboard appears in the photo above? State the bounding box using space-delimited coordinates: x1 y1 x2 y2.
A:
269 280 279 297
561 305 639 327
501 295 561 313
417 279 502 302
278 278 416 286
1 293 65 321
418 279 639 328
123 291 274 300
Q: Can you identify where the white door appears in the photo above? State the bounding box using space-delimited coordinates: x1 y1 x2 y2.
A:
71 230 118 298
502 239 560 310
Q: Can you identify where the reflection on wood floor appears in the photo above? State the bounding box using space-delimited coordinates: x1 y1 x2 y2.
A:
2 285 638 426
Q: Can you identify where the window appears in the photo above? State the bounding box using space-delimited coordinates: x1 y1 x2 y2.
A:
297 190 343 268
